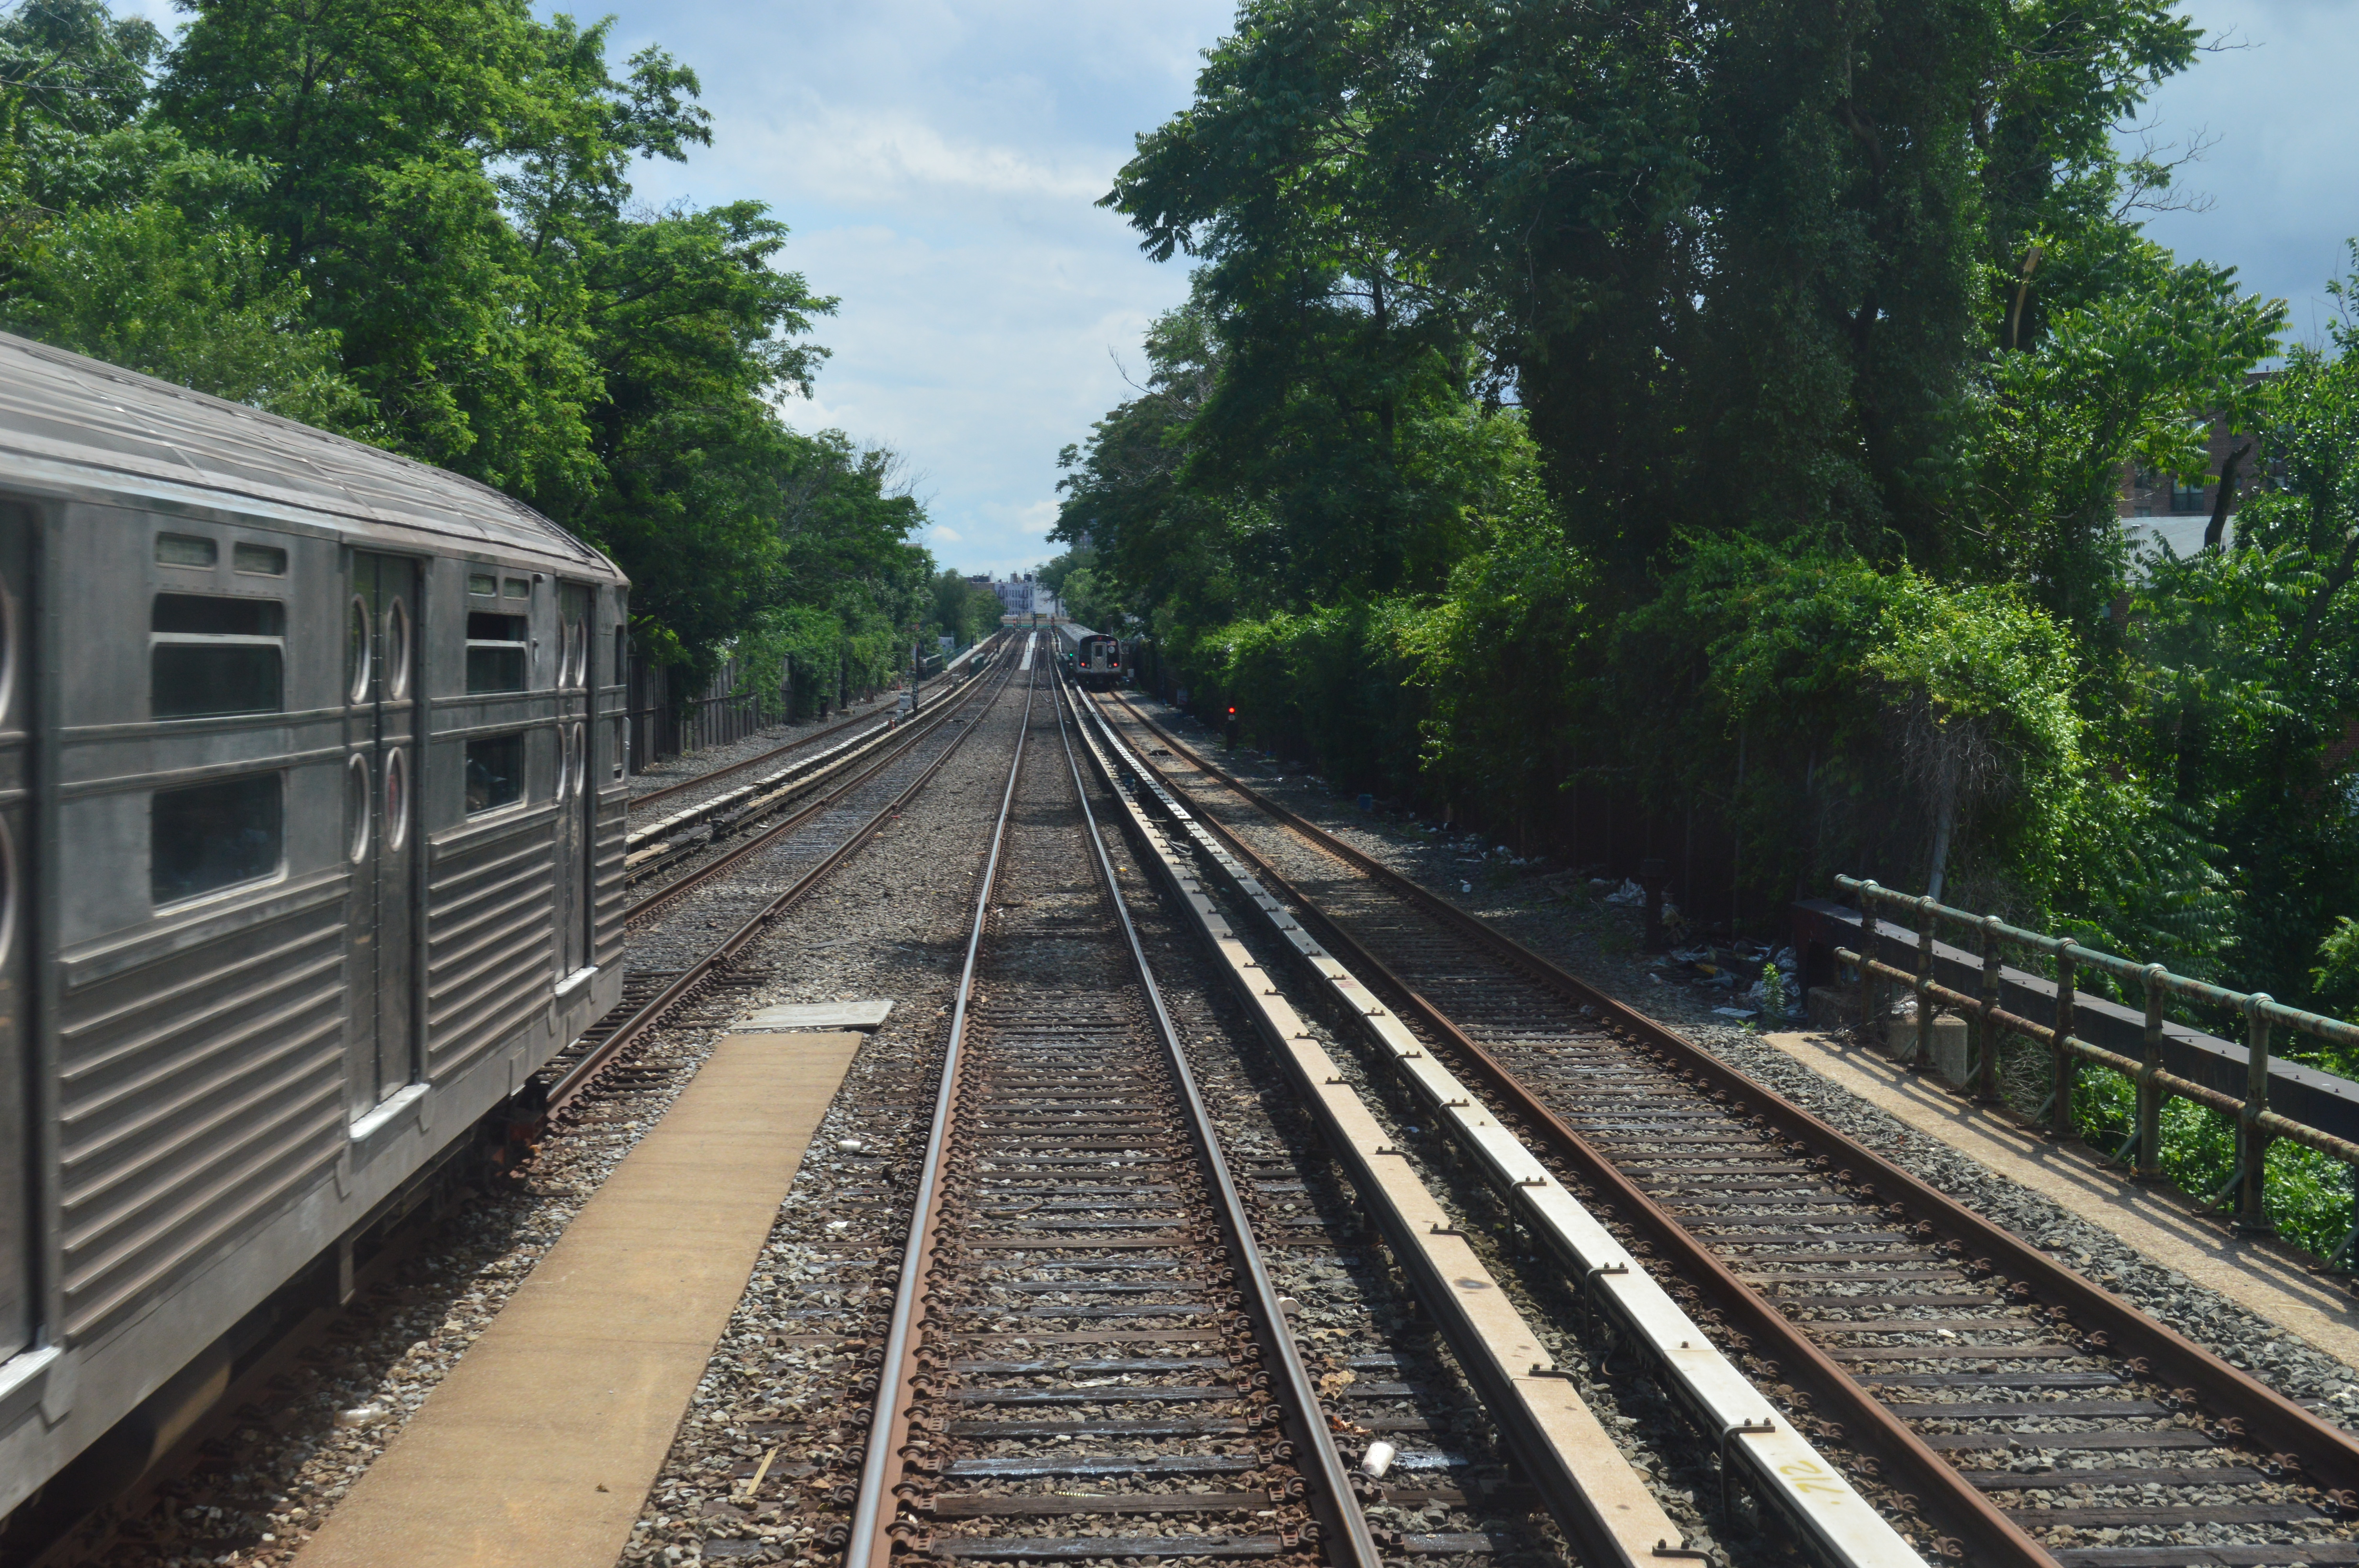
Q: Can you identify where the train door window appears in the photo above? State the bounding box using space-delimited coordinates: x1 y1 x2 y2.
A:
345 754 371 862
503 577 529 599
385 748 409 849
611 717 626 780
152 593 284 718
559 584 591 688
384 599 411 699
464 732 524 813
614 627 627 688
465 612 528 693
153 772 283 905
350 597 376 701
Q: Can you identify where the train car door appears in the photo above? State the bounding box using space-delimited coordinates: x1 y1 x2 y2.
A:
0 503 32 1360
344 554 419 1114
554 583 594 983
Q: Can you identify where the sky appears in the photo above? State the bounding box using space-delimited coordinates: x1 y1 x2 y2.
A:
562 0 1238 581
2130 0 2359 352
109 0 2358 576
593 0 2350 581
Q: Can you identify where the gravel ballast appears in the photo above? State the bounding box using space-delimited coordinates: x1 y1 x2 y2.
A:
1116 697 2359 1427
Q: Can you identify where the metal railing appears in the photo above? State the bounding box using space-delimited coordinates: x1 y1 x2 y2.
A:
1830 876 2359 1238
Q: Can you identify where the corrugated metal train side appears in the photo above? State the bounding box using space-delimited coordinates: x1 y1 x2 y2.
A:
0 333 631 1525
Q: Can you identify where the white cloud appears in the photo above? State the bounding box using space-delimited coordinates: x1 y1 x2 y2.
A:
725 103 1116 209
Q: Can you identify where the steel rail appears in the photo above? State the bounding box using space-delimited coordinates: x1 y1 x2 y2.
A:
1048 672 1385 1568
845 661 1039 1568
630 632 1003 810
1069 692 1694 1568
540 653 1018 1117
623 648 1001 924
1083 697 1929 1568
1110 695 2359 1549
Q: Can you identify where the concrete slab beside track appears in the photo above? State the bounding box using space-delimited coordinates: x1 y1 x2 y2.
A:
1759 1028 2359 1376
293 1029 863 1568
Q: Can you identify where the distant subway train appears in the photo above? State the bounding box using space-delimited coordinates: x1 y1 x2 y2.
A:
1052 621 1124 689
0 332 630 1529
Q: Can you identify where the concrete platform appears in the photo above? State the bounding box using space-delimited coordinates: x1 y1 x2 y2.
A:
293 1029 864 1568
738 999 895 1032
1761 1029 2359 1375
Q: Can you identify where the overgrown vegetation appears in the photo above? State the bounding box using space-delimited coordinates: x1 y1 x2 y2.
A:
0 0 966 703
1056 0 2359 1027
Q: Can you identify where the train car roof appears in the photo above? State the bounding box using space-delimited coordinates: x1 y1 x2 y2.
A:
0 332 621 579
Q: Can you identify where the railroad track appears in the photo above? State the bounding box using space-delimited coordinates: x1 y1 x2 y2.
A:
627 644 1004 895
1096 694 2359 1568
631 633 1003 813
625 644 1006 924
532 642 1019 1118
843 663 1383 1568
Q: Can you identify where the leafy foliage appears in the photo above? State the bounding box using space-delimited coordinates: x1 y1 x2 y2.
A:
0 0 938 700
1066 0 2359 1040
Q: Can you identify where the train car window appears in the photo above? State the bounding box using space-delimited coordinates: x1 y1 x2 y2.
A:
152 772 282 905
464 733 524 813
465 612 527 693
233 542 287 576
156 534 217 568
612 717 625 780
502 578 529 599
152 593 284 718
467 573 498 596
614 628 627 688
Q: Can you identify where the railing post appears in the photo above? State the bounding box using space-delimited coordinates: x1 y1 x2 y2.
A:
1912 897 1934 1069
1857 880 1882 1040
2135 965 2166 1181
1976 915 2003 1103
2239 993 2275 1234
2052 940 2078 1141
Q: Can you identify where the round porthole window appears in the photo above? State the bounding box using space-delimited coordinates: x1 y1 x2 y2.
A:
385 748 409 851
347 596 372 703
0 578 17 730
346 754 371 862
385 599 411 700
0 816 19 964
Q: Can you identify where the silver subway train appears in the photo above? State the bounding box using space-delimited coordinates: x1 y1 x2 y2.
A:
0 332 630 1525
1052 621 1123 690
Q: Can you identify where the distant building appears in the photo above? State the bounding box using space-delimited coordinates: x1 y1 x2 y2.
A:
2117 373 2277 555
980 573 1064 621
